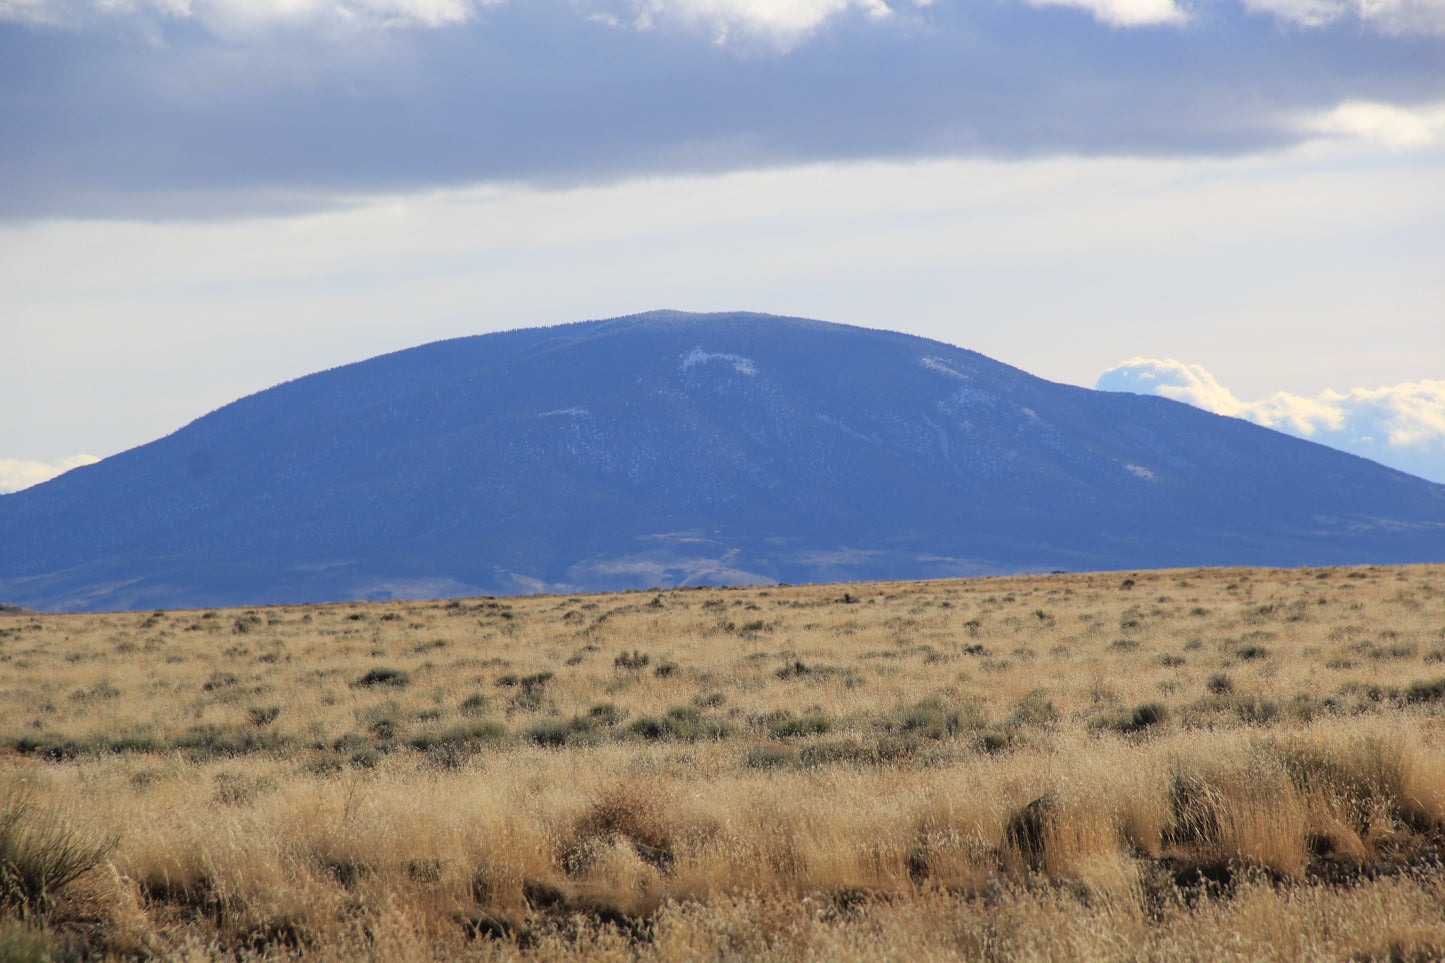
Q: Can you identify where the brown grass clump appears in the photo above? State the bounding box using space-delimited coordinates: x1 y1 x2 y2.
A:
1 562 1444 959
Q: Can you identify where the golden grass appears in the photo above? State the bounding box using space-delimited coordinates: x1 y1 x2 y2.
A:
2 563 1444 960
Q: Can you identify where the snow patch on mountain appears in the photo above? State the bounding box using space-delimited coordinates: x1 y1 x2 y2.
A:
939 387 998 417
920 356 971 380
816 413 879 444
920 414 950 457
682 348 757 376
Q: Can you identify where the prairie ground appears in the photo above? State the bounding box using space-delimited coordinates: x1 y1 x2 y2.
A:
2 563 1445 960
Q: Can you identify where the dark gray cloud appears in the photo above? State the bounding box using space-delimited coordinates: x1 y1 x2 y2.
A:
2 0 1443 219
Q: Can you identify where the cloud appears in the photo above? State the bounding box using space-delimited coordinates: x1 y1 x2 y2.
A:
1097 359 1445 483
1241 0 1445 34
1304 100 1443 148
1022 0 1186 28
0 455 100 494
0 0 492 32
0 0 906 38
1099 359 1248 415
2 0 1443 220
584 0 905 46
9 0 1442 35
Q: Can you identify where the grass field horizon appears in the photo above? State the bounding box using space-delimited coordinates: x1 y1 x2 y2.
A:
3 562 1445 960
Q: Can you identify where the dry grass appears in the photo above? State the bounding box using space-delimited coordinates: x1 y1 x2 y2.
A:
2 563 1445 960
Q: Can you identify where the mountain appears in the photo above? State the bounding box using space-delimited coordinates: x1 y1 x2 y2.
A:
3 311 1443 612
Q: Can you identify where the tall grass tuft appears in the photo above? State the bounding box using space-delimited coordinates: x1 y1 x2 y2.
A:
0 785 117 916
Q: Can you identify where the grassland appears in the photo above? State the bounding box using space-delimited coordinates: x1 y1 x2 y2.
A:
2 563 1445 961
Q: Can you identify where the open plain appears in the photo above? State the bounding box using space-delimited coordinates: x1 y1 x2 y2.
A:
3 563 1445 960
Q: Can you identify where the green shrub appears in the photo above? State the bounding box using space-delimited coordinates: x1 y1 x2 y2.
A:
587 703 624 726
744 745 799 769
1206 673 1234 695
875 735 924 762
1097 701 1168 735
888 697 981 740
305 753 346 777
507 684 549 712
408 720 509 752
775 661 810 680
522 717 596 748
628 709 731 742
354 667 410 688
449 719 508 744
628 716 667 741
174 724 291 759
763 709 831 739
799 739 873 767
1403 678 1445 704
1010 690 1058 727
108 731 162 754
614 651 650 671
1287 693 1327 722
364 715 404 741
1128 702 1167 729
232 614 263 634
349 747 380 769
202 671 239 691
519 672 553 692
458 692 489 716
978 731 1013 754
1233 695 1280 724
213 772 272 806
664 706 732 741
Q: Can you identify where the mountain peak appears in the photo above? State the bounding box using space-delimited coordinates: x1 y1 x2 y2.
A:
3 312 1442 611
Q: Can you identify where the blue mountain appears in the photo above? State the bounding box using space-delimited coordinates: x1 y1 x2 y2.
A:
3 311 1442 612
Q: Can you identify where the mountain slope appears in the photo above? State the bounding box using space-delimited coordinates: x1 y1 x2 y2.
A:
3 310 1443 611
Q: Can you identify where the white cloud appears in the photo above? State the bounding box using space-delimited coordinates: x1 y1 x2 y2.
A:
7 0 1445 39
1304 100 1444 150
1099 358 1247 415
0 0 490 31
1241 0 1445 33
0 455 101 494
566 0 910 47
0 0 910 38
0 0 925 45
1097 359 1445 483
1021 0 1185 28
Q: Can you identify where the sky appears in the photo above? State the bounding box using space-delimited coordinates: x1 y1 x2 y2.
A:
2 0 1443 492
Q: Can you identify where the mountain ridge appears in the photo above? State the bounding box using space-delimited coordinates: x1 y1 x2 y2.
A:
3 310 1442 612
